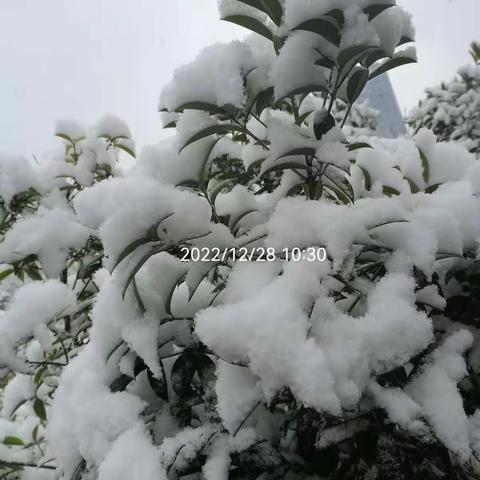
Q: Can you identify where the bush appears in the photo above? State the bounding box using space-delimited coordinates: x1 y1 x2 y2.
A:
0 117 135 477
1 2 480 480
408 41 480 156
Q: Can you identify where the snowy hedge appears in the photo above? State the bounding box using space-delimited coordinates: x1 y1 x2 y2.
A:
409 41 480 156
1 1 480 480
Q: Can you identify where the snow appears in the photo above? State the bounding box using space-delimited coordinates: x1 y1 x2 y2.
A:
341 7 379 50
0 416 37 464
218 0 268 23
54 119 86 142
407 330 474 460
0 280 76 370
47 347 146 476
306 273 433 409
284 0 396 29
415 285 447 310
371 6 415 57
0 204 91 278
159 425 216 472
196 260 343 414
410 61 480 155
215 361 263 433
0 154 39 204
96 115 132 140
1 374 34 419
98 423 167 480
73 176 212 269
159 41 256 111
368 381 423 431
202 440 231 480
271 32 329 100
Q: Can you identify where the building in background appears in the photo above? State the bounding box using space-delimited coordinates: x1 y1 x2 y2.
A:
359 74 406 138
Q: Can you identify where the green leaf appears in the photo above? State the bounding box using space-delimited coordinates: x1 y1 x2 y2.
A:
254 87 275 116
275 147 316 162
106 341 125 364
33 398 47 422
325 9 344 28
236 0 282 25
338 45 377 71
418 147 430 183
114 143 136 159
176 179 200 189
347 142 372 151
363 4 395 21
359 166 372 190
297 110 313 125
315 56 335 69
246 157 267 175
314 112 336 140
425 183 441 194
200 139 222 186
33 369 44 385
55 133 74 143
147 367 168 402
171 353 196 396
222 15 273 41
230 209 258 232
165 273 187 316
187 265 216 301
110 374 132 393
292 17 340 46
210 179 236 206
260 0 283 25
406 178 420 194
113 238 156 273
362 48 388 68
174 102 222 114
180 124 243 152
383 186 401 197
122 245 166 298
3 436 24 446
347 67 369 104
369 56 417 79
273 35 286 53
112 214 172 272
323 184 351 204
261 162 308 178
314 49 336 69
195 354 216 386
398 35 414 47
0 268 14 283
32 425 39 443
10 399 27 417
133 356 148 377
279 84 328 100
314 181 324 200
132 277 146 314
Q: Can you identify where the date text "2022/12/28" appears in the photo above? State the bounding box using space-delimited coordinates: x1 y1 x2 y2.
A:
180 247 328 263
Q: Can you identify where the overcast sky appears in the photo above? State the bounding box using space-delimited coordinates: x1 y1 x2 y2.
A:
0 0 479 158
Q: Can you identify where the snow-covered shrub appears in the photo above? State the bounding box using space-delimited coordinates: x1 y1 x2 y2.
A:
409 41 480 156
2 1 480 480
0 117 135 476
334 99 379 137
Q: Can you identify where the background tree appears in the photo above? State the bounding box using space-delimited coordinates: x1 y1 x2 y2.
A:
408 41 480 156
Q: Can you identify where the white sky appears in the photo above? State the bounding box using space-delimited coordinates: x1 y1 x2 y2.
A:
0 0 479 157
